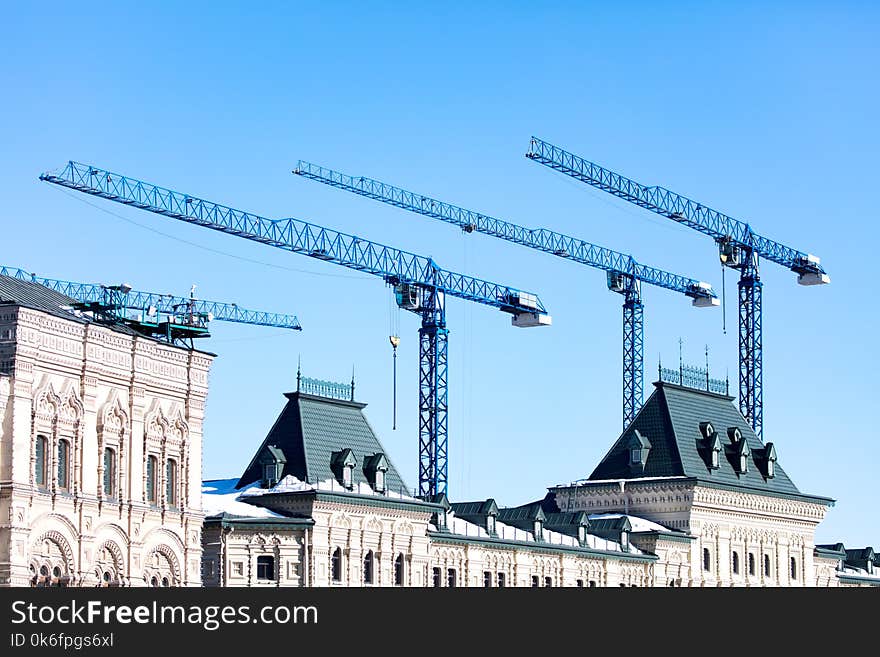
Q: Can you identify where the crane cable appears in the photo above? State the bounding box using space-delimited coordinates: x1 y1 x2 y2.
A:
389 291 401 430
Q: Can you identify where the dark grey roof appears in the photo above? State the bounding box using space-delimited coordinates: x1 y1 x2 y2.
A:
450 499 499 520
0 274 95 325
588 516 632 539
587 381 832 504
236 391 409 494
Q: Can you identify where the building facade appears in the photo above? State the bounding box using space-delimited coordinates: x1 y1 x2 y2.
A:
203 375 879 588
0 275 213 587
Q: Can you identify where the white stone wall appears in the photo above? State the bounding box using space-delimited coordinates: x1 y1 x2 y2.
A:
554 479 834 587
0 306 212 587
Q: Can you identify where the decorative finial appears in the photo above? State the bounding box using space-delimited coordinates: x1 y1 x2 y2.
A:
678 338 683 379
351 364 356 401
296 356 302 392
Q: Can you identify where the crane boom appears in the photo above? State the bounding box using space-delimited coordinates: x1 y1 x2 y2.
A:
525 136 831 439
294 161 717 300
0 266 302 330
294 160 719 427
39 161 551 498
525 136 828 280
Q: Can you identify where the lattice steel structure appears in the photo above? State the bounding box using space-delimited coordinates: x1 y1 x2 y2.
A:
39 161 551 497
527 137 829 439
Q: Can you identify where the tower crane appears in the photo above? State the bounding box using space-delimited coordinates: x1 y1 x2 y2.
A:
526 137 830 439
39 162 551 498
0 265 302 346
293 160 718 428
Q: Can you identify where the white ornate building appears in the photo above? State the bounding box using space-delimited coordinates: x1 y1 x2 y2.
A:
0 274 213 587
202 375 879 588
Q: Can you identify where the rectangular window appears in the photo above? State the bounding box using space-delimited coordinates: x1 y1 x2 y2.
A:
166 459 177 507
57 440 70 490
790 557 797 580
146 456 158 504
531 575 539 588
764 554 771 577
497 572 506 588
576 579 584 587
432 567 441 588
748 553 755 576
544 576 552 587
256 555 275 580
703 547 711 571
483 571 492 588
732 551 740 575
589 581 597 587
103 447 116 498
35 435 47 488
446 569 456 588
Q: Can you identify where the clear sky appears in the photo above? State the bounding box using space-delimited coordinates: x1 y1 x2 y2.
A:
3 2 877 547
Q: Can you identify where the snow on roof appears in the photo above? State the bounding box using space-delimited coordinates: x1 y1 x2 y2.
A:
561 476 688 487
236 474 421 502
589 513 674 534
201 478 283 518
441 511 642 554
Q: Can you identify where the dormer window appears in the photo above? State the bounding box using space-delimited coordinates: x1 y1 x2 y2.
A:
363 453 388 494
487 514 496 535
258 445 286 489
625 430 651 474
533 518 543 540
711 447 720 469
578 525 587 545
734 435 751 475
764 442 777 479
374 469 385 493
331 449 357 490
727 427 742 443
699 422 715 439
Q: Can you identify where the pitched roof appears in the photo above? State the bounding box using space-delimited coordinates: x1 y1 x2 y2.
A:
236 391 409 494
586 381 832 504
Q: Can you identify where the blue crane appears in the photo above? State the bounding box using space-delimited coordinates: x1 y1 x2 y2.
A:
0 265 302 346
525 137 830 439
293 160 718 428
39 161 551 498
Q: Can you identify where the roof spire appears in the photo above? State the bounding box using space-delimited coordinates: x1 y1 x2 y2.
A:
351 364 356 401
296 355 302 392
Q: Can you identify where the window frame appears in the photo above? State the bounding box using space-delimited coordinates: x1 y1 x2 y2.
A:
146 455 158 505
331 547 343 583
702 547 711 572
103 447 116 499
748 553 756 576
35 435 48 489
394 553 404 586
363 550 375 585
56 439 70 491
165 458 178 508
256 555 275 581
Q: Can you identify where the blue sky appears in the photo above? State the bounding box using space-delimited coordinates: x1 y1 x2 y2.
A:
3 2 877 547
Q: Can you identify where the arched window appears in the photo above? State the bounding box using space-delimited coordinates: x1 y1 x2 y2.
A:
394 554 404 586
364 550 375 585
702 547 711 572
166 459 177 507
790 557 797 580
103 448 116 498
57 439 70 491
748 553 755 576
150 575 159 587
35 435 48 488
256 555 275 581
331 547 342 583
732 551 740 575
763 554 771 577
146 456 158 504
